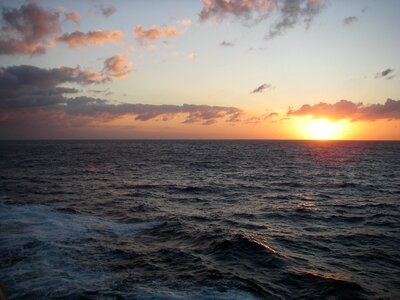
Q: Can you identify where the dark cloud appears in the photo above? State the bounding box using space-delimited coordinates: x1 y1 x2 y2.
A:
0 2 61 55
97 4 116 18
251 83 272 94
343 16 358 25
0 65 110 109
60 98 243 124
266 0 324 39
0 64 242 126
199 0 325 39
287 99 400 122
375 68 395 80
220 40 234 46
199 0 274 21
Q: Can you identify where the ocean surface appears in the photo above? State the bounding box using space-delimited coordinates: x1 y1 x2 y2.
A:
0 140 399 300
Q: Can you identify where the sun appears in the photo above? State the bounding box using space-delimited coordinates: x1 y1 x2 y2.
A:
296 118 348 140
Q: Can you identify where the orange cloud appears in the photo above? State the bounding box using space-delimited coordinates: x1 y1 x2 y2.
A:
176 19 193 26
134 25 179 43
103 55 132 79
64 11 80 24
57 30 123 48
288 99 400 122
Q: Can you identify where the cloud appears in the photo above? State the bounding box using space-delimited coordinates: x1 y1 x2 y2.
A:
0 2 61 55
375 68 395 80
103 55 132 79
0 64 111 110
188 52 197 60
266 0 325 39
199 0 325 39
251 83 272 93
57 30 123 48
343 16 358 25
176 19 193 26
61 99 243 124
0 64 242 127
134 25 180 43
96 4 116 18
246 111 278 123
287 99 400 122
199 0 274 21
64 11 80 24
221 40 234 46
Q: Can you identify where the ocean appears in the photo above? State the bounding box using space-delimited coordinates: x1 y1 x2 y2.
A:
0 140 399 299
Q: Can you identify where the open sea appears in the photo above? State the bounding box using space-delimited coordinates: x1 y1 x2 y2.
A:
0 140 399 300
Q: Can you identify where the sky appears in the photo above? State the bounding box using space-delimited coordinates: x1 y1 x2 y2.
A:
0 0 399 140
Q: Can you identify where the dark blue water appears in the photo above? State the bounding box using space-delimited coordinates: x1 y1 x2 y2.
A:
0 140 399 299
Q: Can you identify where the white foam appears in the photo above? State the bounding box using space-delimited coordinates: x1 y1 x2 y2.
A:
0 200 163 241
0 199 163 299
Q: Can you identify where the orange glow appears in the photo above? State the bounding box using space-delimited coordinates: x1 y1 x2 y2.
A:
295 118 349 140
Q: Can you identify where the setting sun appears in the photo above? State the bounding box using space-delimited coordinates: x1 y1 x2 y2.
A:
296 118 348 140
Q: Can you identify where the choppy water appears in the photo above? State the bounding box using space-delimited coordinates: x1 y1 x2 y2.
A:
0 140 399 299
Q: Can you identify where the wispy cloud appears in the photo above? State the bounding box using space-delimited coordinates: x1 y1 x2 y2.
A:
251 83 272 94
266 0 324 39
246 111 278 123
343 16 358 25
199 0 274 21
221 40 234 47
199 0 325 39
64 11 80 24
287 99 400 122
188 52 198 60
375 68 396 80
0 2 61 55
134 25 180 43
57 30 123 48
176 19 193 26
96 4 116 18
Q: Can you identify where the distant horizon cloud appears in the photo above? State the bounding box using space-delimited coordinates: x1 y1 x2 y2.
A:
0 64 243 128
199 0 325 39
288 99 400 122
0 2 61 55
375 68 396 80
220 40 235 47
57 30 123 48
343 16 358 25
251 83 272 94
134 25 180 43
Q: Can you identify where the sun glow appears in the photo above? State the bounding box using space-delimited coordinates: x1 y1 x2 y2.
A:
296 118 348 140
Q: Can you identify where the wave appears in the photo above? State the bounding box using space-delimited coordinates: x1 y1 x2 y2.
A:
0 199 163 299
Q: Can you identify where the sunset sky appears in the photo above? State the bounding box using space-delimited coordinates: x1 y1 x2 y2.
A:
0 0 399 140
